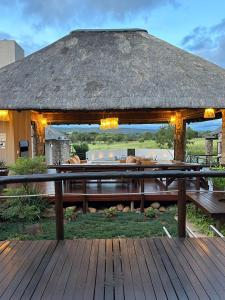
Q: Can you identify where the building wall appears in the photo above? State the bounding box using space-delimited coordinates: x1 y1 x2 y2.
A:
0 40 24 69
86 149 174 162
0 111 32 164
45 140 70 164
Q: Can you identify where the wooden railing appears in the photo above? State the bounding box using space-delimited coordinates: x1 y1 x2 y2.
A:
1 170 225 240
186 154 219 166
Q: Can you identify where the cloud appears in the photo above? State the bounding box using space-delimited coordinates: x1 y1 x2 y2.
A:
1 0 177 28
181 19 225 67
0 32 14 40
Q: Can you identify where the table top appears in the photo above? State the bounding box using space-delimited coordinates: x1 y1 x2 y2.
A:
48 161 202 170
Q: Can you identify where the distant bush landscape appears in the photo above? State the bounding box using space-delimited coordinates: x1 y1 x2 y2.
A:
68 126 217 156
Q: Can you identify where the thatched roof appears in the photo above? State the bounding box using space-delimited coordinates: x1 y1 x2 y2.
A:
0 29 225 110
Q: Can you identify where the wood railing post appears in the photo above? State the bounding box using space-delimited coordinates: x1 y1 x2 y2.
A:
178 178 186 238
140 178 145 213
54 180 64 240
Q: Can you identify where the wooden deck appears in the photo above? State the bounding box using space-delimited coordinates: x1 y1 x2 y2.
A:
44 178 198 203
187 191 225 223
0 238 225 299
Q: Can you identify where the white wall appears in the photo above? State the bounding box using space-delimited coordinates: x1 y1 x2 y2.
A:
86 148 174 162
0 40 24 69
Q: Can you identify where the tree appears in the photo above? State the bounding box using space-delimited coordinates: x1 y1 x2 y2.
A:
155 125 174 149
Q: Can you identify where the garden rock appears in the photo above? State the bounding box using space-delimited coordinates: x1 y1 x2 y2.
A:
42 207 55 218
66 206 76 212
117 204 124 211
88 207 97 213
24 224 43 236
159 206 166 212
151 202 160 209
123 206 130 212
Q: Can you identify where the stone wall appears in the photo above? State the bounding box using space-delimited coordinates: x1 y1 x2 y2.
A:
45 140 70 164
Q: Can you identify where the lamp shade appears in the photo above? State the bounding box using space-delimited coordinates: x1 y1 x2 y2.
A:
0 110 9 121
204 108 215 119
100 117 118 130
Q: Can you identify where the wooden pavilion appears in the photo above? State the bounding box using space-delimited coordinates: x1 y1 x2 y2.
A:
1 30 225 298
0 29 225 164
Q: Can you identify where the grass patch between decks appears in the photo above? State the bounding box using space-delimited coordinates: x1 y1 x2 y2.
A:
0 207 177 240
187 203 225 236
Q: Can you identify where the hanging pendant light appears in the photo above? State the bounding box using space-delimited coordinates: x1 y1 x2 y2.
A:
204 108 215 119
100 117 119 130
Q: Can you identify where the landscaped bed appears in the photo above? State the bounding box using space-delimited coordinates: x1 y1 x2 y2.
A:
0 208 178 240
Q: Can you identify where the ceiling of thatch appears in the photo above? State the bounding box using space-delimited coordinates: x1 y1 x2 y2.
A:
0 29 225 110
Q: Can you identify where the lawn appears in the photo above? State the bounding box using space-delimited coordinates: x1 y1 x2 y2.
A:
0 208 178 240
88 138 217 155
88 140 158 150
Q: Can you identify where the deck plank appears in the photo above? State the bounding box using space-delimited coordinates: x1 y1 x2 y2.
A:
10 241 51 300
140 238 167 300
0 238 225 299
154 238 189 300
172 238 221 300
0 241 43 299
187 191 225 217
146 238 178 300
73 239 93 300
177 238 224 299
63 239 86 299
112 239 124 300
21 240 57 300
133 239 156 300
94 239 106 300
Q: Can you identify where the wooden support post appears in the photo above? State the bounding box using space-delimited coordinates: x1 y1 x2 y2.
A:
140 178 145 213
174 112 186 162
54 180 64 240
82 179 87 213
178 178 186 238
221 110 225 165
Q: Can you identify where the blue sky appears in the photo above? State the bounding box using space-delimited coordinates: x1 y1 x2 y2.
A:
1 0 225 67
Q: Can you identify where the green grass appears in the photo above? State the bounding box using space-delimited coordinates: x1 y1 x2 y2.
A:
88 140 158 150
0 208 178 240
88 138 217 156
187 138 217 155
187 203 225 236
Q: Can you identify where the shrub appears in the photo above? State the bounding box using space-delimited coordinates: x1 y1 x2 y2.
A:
0 186 47 223
0 160 6 168
65 207 77 221
0 157 48 223
145 207 155 218
104 207 117 218
9 156 47 175
72 143 89 160
210 166 225 190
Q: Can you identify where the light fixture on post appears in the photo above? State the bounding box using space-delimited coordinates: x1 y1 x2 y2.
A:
169 115 176 126
204 108 215 119
100 117 119 130
0 110 9 122
39 114 48 127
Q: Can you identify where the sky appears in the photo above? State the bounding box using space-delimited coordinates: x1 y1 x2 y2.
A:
0 0 224 131
1 0 225 67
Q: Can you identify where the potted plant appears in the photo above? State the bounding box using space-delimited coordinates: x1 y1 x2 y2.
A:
0 160 8 176
210 166 225 191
